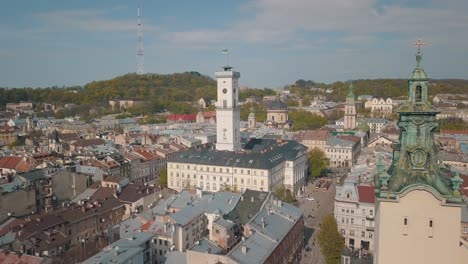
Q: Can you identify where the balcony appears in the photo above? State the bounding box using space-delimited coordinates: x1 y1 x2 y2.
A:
366 226 374 232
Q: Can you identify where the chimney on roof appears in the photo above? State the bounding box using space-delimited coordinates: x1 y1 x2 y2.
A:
241 245 248 254
261 217 266 229
251 196 255 203
114 246 120 256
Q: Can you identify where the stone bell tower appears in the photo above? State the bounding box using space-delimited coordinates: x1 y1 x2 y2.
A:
215 66 241 152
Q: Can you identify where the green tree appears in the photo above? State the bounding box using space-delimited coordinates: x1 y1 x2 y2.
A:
273 185 295 203
240 102 267 121
317 214 345 264
308 148 329 180
158 168 168 187
289 110 327 131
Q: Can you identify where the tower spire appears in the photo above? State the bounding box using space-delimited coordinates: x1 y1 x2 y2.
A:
136 0 144 74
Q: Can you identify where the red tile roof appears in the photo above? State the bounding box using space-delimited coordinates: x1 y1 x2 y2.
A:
167 114 196 122
357 185 375 204
134 148 161 161
202 111 216 118
0 156 23 169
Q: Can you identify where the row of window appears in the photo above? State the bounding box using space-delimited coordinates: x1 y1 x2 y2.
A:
340 208 374 216
170 174 266 186
341 229 373 239
170 164 266 176
328 149 351 154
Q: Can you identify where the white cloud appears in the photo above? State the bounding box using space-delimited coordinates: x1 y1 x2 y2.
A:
165 0 468 47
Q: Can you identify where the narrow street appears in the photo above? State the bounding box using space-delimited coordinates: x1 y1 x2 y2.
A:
298 178 336 264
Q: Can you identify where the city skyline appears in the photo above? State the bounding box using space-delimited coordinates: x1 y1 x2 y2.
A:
1 0 468 88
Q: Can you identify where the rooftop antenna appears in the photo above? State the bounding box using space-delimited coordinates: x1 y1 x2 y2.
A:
137 0 144 74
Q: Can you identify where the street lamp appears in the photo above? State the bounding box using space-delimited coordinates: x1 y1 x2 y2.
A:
81 238 86 261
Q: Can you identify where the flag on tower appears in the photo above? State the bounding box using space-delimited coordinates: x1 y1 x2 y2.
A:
222 49 228 54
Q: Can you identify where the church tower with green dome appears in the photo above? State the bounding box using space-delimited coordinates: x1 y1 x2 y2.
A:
344 82 357 130
374 42 466 264
374 43 463 201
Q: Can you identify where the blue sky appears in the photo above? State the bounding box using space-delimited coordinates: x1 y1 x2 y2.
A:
1 0 468 88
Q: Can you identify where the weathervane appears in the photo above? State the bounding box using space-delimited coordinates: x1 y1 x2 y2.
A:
412 39 428 66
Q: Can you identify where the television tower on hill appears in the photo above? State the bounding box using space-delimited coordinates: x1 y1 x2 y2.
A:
136 0 144 74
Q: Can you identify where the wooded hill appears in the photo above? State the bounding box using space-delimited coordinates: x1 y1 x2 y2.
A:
1 74 467 112
288 78 468 103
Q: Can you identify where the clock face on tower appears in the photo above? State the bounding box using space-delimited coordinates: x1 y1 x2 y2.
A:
222 88 228 94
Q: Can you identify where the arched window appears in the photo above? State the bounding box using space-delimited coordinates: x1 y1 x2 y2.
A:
415 85 422 102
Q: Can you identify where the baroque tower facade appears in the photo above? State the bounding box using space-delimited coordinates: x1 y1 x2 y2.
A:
374 45 466 264
215 66 241 152
344 83 357 130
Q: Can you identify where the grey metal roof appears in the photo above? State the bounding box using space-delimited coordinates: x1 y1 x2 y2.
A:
214 217 235 229
266 99 288 111
189 238 224 254
229 196 303 264
326 137 355 148
170 139 307 170
164 251 187 264
170 192 241 226
229 231 275 264
83 232 154 264
225 190 269 225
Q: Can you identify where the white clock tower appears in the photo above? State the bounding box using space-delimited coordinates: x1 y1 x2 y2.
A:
215 66 241 152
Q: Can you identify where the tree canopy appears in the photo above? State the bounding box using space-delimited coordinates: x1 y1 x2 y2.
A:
273 185 295 203
240 102 267 122
158 167 168 188
308 148 329 180
317 214 345 264
289 110 328 131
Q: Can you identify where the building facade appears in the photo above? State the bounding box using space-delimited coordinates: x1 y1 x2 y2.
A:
334 180 375 251
364 98 393 117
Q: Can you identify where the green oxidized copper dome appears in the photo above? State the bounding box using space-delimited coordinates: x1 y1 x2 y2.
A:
408 53 429 80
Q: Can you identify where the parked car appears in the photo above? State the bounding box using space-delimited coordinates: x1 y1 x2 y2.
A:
306 197 315 201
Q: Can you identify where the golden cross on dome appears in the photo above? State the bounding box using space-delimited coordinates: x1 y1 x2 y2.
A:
413 39 427 53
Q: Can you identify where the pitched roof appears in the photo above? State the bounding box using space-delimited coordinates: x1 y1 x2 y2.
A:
294 129 330 142
167 114 196 122
118 184 160 203
357 185 375 204
171 138 307 169
0 156 22 169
